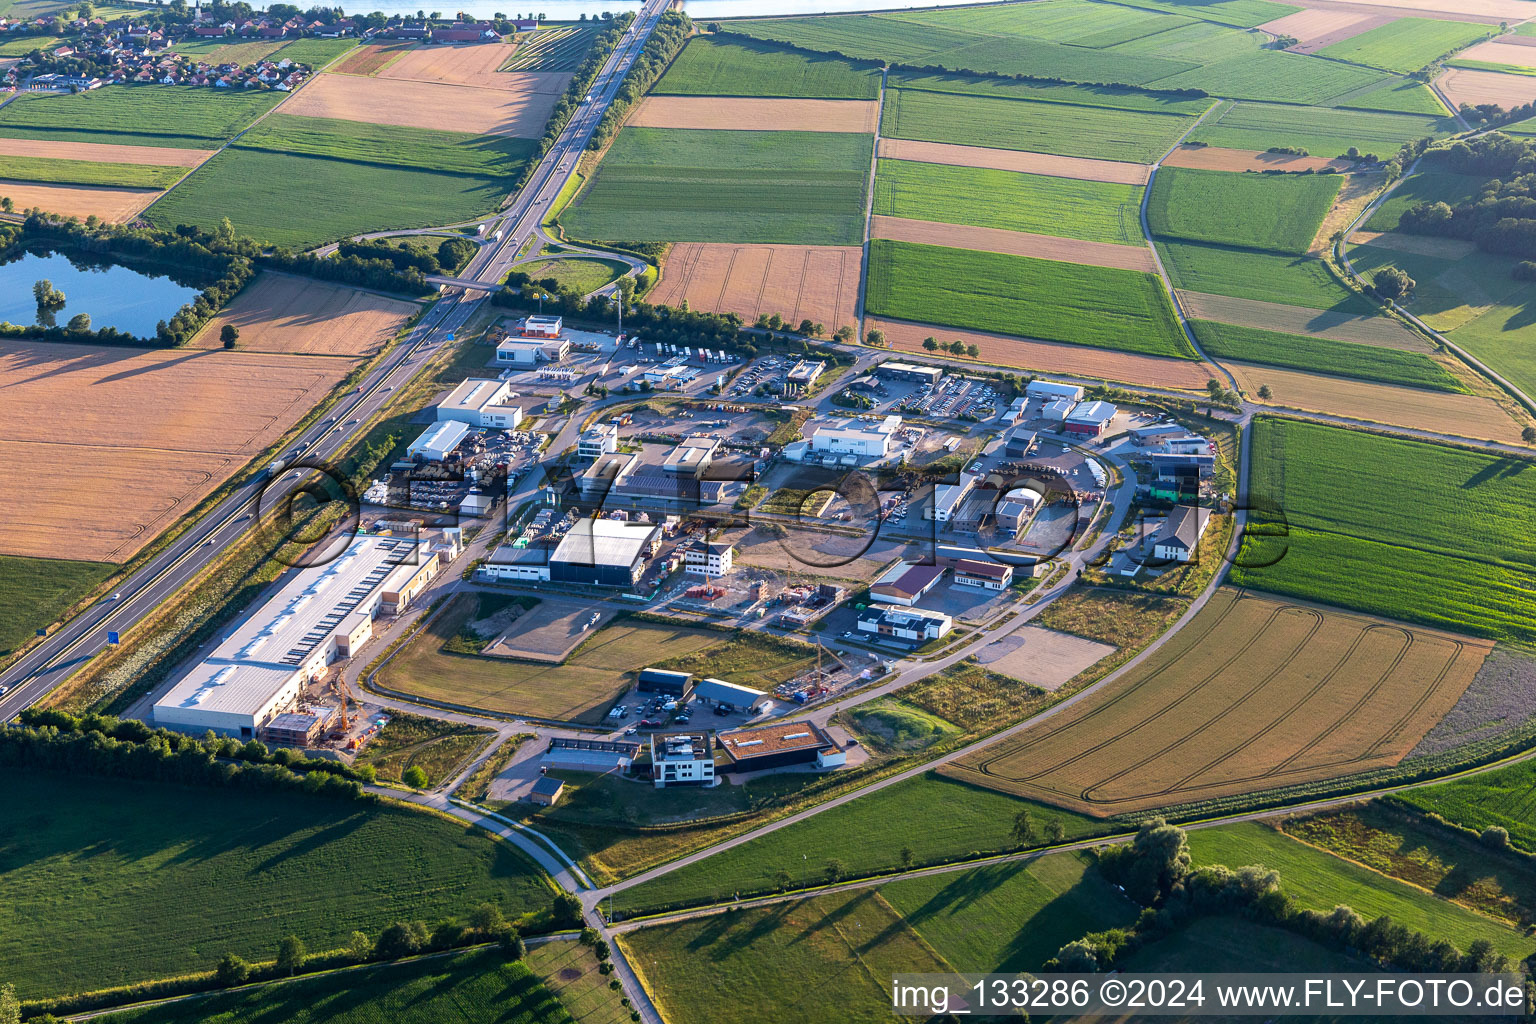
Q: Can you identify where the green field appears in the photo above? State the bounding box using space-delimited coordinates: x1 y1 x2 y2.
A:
1364 171 1487 232
1188 822 1534 959
515 256 628 294
501 25 596 71
1397 761 1536 857
1122 915 1363 971
873 158 1145 245
0 86 282 146
1 772 551 998
887 69 1212 115
1230 416 1536 646
1317 17 1490 74
1147 49 1394 106
561 127 872 245
1149 165 1342 254
0 32 62 56
96 949 570 1024
1188 319 1466 391
271 36 361 67
881 86 1195 163
654 34 879 98
167 37 286 63
612 772 1107 917
1188 101 1457 158
0 153 183 189
866 238 1194 358
1160 239 1377 312
236 113 536 177
146 147 514 250
1335 78 1448 116
1093 0 1298 28
0 555 114 659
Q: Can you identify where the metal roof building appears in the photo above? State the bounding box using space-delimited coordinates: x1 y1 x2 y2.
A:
693 677 769 710
407 419 470 462
550 517 661 588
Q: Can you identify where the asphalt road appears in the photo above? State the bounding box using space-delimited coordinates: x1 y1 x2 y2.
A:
0 3 669 722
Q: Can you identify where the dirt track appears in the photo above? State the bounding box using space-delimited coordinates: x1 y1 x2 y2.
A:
191 274 418 356
0 138 211 166
284 72 560 136
1178 290 1431 349
1162 144 1352 174
876 137 1149 184
869 316 1218 390
0 180 159 222
626 96 880 133
870 214 1157 272
651 243 862 333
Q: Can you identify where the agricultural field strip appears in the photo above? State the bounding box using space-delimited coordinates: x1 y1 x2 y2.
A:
876 137 1151 184
1149 164 1344 255
870 215 1155 272
1189 319 1466 390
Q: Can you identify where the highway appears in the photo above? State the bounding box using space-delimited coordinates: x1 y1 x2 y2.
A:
0 0 670 722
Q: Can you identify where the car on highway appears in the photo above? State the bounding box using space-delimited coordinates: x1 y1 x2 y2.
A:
0 685 9 697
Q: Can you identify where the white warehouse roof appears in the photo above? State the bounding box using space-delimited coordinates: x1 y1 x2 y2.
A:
1067 400 1117 425
407 419 470 460
439 378 512 417
552 517 660 568
694 677 768 706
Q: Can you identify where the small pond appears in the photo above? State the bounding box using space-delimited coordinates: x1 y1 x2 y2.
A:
0 249 203 339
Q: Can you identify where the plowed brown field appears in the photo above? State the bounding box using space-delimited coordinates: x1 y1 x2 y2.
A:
870 316 1219 390
1229 360 1524 441
626 96 880 133
0 342 355 561
942 588 1489 816
1266 10 1389 53
870 215 1156 271
1162 144 1352 173
0 181 159 222
192 274 417 356
284 73 558 136
876 137 1150 183
651 244 862 333
1438 67 1536 110
1457 39 1536 69
1289 0 1524 22
0 138 211 166
1178 291 1430 349
379 43 570 92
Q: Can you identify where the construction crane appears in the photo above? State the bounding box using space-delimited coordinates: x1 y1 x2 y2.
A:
328 671 359 740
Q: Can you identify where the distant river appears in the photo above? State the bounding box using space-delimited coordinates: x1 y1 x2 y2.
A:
358 0 982 21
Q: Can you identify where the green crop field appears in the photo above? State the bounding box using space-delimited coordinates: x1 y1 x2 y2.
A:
1335 78 1448 116
1149 166 1342 254
0 555 114 659
0 153 183 189
873 158 1145 245
1189 823 1534 959
1160 240 1377 312
1397 762 1536 856
866 238 1194 358
1230 417 1536 645
0 772 551 998
271 36 360 66
1188 101 1456 158
1318 17 1490 74
887 69 1213 115
0 32 62 56
236 113 536 176
515 256 628 294
1091 0 1297 28
612 772 1108 917
96 949 571 1024
153 38 286 63
1188 320 1466 391
1146 49 1394 106
501 25 595 71
561 127 871 245
881 86 1195 163
0 86 281 146
654 35 879 98
146 147 515 250
1364 171 1487 232
1122 916 1364 971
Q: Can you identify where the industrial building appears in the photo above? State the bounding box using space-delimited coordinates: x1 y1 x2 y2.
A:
651 730 716 788
152 531 460 739
875 361 943 386
693 677 768 712
953 558 1013 590
785 359 825 395
856 605 954 645
406 419 471 462
574 444 749 513
1130 422 1186 445
495 335 570 366
663 436 719 475
1004 427 1037 459
717 720 843 773
871 562 945 606
1063 400 1117 439
544 736 639 773
549 517 661 587
809 415 903 460
1025 379 1085 404
993 494 1040 535
578 422 619 459
1040 398 1075 424
927 479 974 522
637 668 693 697
520 314 563 339
436 379 525 429
684 539 734 577
1153 504 1210 563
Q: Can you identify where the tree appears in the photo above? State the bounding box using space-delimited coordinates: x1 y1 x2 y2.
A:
1258 384 1272 400
33 279 65 310
1205 378 1223 398
593 938 611 961
1372 267 1415 301
0 197 11 213
402 765 429 788
1120 818 1191 904
553 891 583 926
825 858 845 884
67 312 91 333
277 934 306 975
1045 819 1066 844
1523 426 1536 444
501 928 527 960
221 323 240 348
1011 808 1036 846
798 318 815 336
1053 939 1100 972
865 328 885 347
965 343 980 358
471 902 508 935
1481 825 1510 850
375 921 427 959
899 846 914 871
834 325 854 342
922 336 938 351
0 983 19 1024
348 930 372 961
216 953 251 987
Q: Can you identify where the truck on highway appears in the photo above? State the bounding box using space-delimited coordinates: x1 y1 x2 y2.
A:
267 457 288 478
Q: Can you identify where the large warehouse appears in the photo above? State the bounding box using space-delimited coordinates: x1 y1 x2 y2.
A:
436 378 525 429
152 531 461 738
809 415 903 460
550 517 662 588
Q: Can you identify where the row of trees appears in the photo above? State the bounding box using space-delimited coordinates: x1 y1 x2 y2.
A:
337 236 476 276
588 11 692 151
1396 135 1536 262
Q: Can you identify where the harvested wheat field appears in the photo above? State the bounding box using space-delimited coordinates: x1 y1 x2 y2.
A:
1260 9 1384 52
626 96 879 133
973 625 1115 691
1163 144 1352 174
877 138 1149 184
1230 360 1523 441
1312 174 1382 254
379 43 569 92
0 138 211 166
0 181 159 222
651 243 862 333
1178 291 1430 349
871 316 1218 390
1438 67 1536 110
192 273 417 356
332 42 412 75
0 341 355 561
1458 39 1536 69
870 215 1156 272
943 588 1490 816
1350 229 1477 259
284 73 559 136
1290 0 1524 21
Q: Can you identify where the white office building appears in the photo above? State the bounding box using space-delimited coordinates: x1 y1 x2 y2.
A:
436 379 525 429
651 731 716 788
809 414 902 460
684 540 733 577
578 423 619 459
1025 379 1085 404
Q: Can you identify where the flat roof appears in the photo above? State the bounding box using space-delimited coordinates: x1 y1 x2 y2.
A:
1067 400 1117 424
694 677 767 704
552 517 659 568
526 314 562 326
156 535 418 719
719 720 832 762
441 378 510 414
